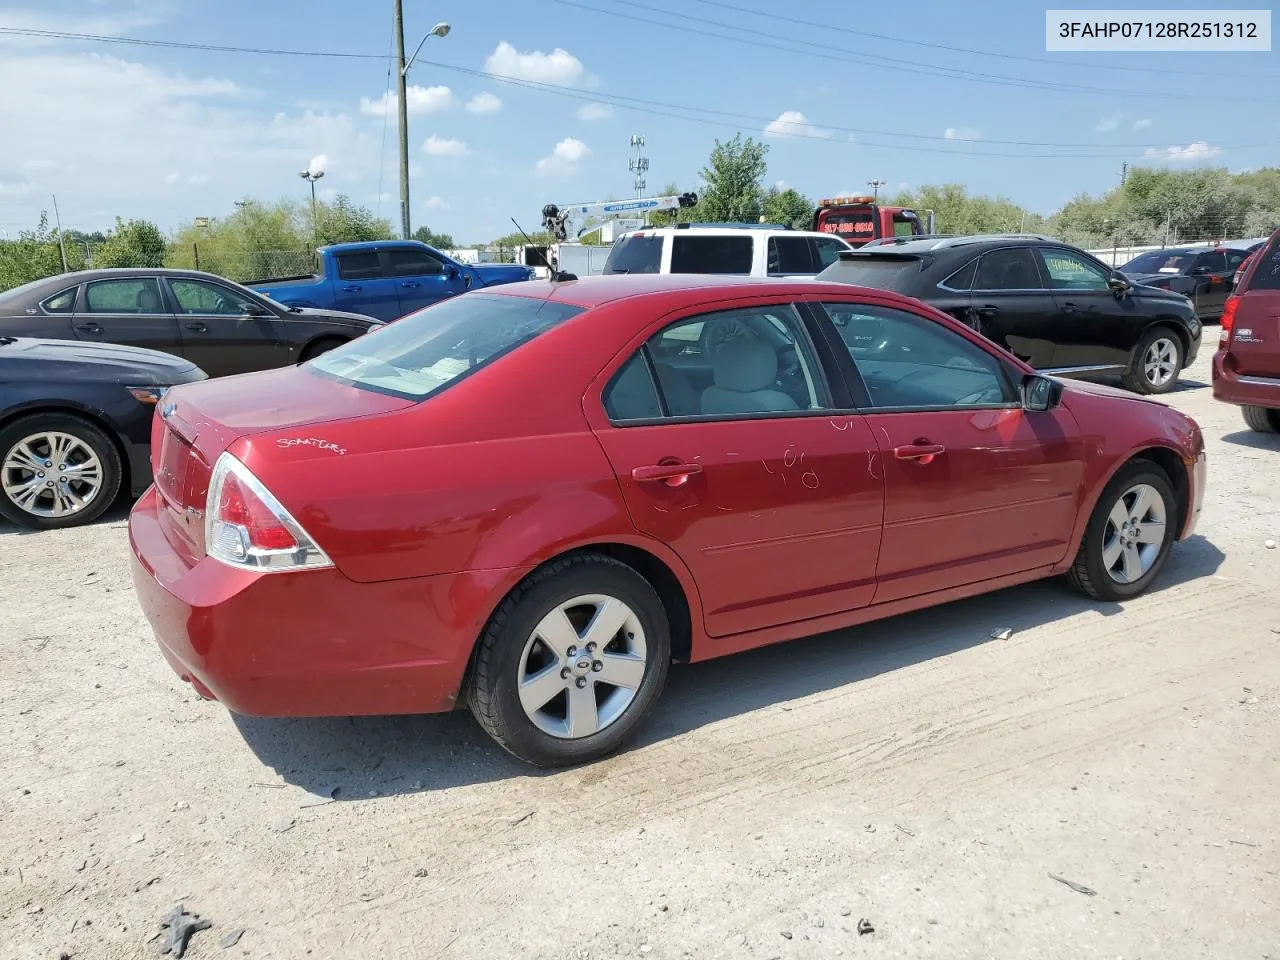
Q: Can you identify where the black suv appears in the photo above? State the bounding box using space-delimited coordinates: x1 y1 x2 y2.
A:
817 234 1203 394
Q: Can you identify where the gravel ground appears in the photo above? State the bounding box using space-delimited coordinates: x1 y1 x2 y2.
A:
3 345 1278 960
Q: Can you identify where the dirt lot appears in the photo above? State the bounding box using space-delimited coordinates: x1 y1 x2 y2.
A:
3 345 1278 960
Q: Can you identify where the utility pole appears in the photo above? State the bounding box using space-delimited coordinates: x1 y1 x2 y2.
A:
1119 161 1129 186
394 0 411 240
628 135 649 198
50 194 69 272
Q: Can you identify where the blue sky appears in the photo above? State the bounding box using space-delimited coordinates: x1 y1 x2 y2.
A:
0 0 1274 243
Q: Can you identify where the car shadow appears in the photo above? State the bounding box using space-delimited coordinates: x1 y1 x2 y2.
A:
1220 429 1280 451
233 534 1224 799
0 500 132 537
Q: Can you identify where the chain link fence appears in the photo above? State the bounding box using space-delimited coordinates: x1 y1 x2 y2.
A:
162 245 318 283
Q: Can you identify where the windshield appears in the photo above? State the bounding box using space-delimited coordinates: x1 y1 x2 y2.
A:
307 293 583 400
816 255 925 293
1121 251 1195 274
603 235 662 274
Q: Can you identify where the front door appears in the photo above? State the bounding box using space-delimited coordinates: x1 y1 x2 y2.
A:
1191 251 1231 320
814 299 1085 604
165 276 287 377
966 246 1059 368
331 250 401 321
72 277 183 358
1036 245 1143 372
385 245 468 316
589 301 885 638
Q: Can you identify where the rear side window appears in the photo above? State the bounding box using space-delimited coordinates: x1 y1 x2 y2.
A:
940 259 977 291
816 255 923 293
1246 237 1280 291
603 235 662 274
603 353 662 421
336 251 384 281
42 287 78 313
308 294 583 400
84 278 165 314
670 235 753 275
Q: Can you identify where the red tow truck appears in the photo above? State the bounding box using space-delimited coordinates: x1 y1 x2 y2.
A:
812 195 935 247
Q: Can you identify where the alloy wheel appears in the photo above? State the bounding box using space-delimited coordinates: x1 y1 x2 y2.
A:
1101 482 1167 584
1142 338 1178 388
516 594 648 739
1 431 105 519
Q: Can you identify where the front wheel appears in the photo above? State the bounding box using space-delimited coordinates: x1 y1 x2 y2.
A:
467 553 671 767
0 413 122 530
1122 328 1183 395
299 337 346 363
1067 461 1178 602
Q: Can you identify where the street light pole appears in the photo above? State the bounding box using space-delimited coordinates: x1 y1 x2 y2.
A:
867 178 887 201
299 169 325 243
394 13 451 241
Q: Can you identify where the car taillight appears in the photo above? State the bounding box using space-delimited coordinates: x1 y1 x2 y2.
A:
205 452 332 572
1220 295 1240 348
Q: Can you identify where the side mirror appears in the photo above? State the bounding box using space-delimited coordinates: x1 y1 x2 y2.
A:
446 265 460 279
1107 270 1131 297
244 301 267 316
1022 373 1063 412
1188 265 1210 276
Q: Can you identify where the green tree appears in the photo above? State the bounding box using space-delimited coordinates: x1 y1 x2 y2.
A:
95 218 167 268
0 213 87 291
888 184 1046 237
314 195 393 245
413 225 456 248
762 187 815 230
694 134 770 223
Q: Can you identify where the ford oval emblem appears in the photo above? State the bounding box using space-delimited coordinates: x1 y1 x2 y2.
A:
160 401 177 419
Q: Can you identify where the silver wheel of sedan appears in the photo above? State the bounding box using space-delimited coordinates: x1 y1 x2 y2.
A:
1 431 105 519
1101 482 1168 584
1142 337 1179 389
516 594 648 739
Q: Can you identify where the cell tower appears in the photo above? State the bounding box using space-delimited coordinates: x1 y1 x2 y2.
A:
628 135 649 198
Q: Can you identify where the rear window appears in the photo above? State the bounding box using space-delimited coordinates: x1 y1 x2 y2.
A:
670 235 753 275
818 209 876 242
603 235 662 274
307 293 583 400
1121 251 1195 274
816 255 924 293
1246 236 1280 291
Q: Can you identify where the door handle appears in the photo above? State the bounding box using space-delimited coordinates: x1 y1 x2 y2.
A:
632 462 703 487
893 442 945 465
400 280 420 288
74 322 103 334
341 284 362 292
185 322 208 333
1061 301 1079 313
975 305 999 318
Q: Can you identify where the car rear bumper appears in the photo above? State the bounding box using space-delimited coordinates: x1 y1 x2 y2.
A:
1212 349 1280 409
128 486 517 717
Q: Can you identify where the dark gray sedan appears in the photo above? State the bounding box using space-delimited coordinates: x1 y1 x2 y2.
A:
0 268 384 378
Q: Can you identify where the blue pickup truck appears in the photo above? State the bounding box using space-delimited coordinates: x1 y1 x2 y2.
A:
247 240 535 322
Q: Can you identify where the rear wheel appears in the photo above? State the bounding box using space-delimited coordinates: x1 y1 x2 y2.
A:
467 553 671 767
1242 405 1280 433
1067 461 1177 602
1122 327 1183 395
0 413 122 530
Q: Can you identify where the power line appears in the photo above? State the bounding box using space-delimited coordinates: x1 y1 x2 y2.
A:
556 0 1280 104
682 0 1276 81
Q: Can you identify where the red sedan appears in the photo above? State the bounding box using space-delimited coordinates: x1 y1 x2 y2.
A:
129 275 1207 766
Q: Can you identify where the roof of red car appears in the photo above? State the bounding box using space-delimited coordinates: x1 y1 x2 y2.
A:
487 273 872 309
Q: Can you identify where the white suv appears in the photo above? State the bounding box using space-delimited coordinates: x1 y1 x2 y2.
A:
601 225 853 278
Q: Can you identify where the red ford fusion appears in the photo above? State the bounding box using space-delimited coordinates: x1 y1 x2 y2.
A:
129 274 1206 766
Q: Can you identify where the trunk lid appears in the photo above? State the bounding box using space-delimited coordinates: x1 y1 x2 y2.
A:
151 365 413 559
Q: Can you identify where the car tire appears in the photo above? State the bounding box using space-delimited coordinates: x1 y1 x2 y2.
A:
299 337 345 363
1067 460 1178 603
1122 327 1183 395
0 413 122 530
467 552 671 767
1242 405 1280 433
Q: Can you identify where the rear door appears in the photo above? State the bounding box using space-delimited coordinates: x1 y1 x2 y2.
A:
588 299 884 637
1190 251 1231 320
331 250 400 321
386 245 467 315
967 246 1059 367
813 298 1085 602
71 277 183 358
1035 245 1140 372
165 276 288 377
1229 236 1280 376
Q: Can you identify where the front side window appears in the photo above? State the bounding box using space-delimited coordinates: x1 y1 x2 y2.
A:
1224 249 1251 273
336 251 384 281
42 287 78 313
822 302 1014 409
388 247 444 277
670 235 753 275
168 278 259 315
1194 251 1228 274
813 236 850 270
973 248 1043 291
1037 248 1110 291
767 236 816 276
84 278 166 314
308 293 582 400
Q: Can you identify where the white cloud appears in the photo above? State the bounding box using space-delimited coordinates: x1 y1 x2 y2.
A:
0 181 37 196
484 41 584 86
21 159 53 171
536 137 590 176
187 174 210 186
465 91 502 114
943 126 981 140
423 195 450 210
360 85 455 117
774 179 790 190
764 110 831 140
1132 118 1153 131
422 135 468 157
1142 140 1222 163
575 102 613 122
1095 113 1122 133
307 154 327 176
164 172 181 185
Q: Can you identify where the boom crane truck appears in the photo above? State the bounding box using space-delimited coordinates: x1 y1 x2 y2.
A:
537 191 698 275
